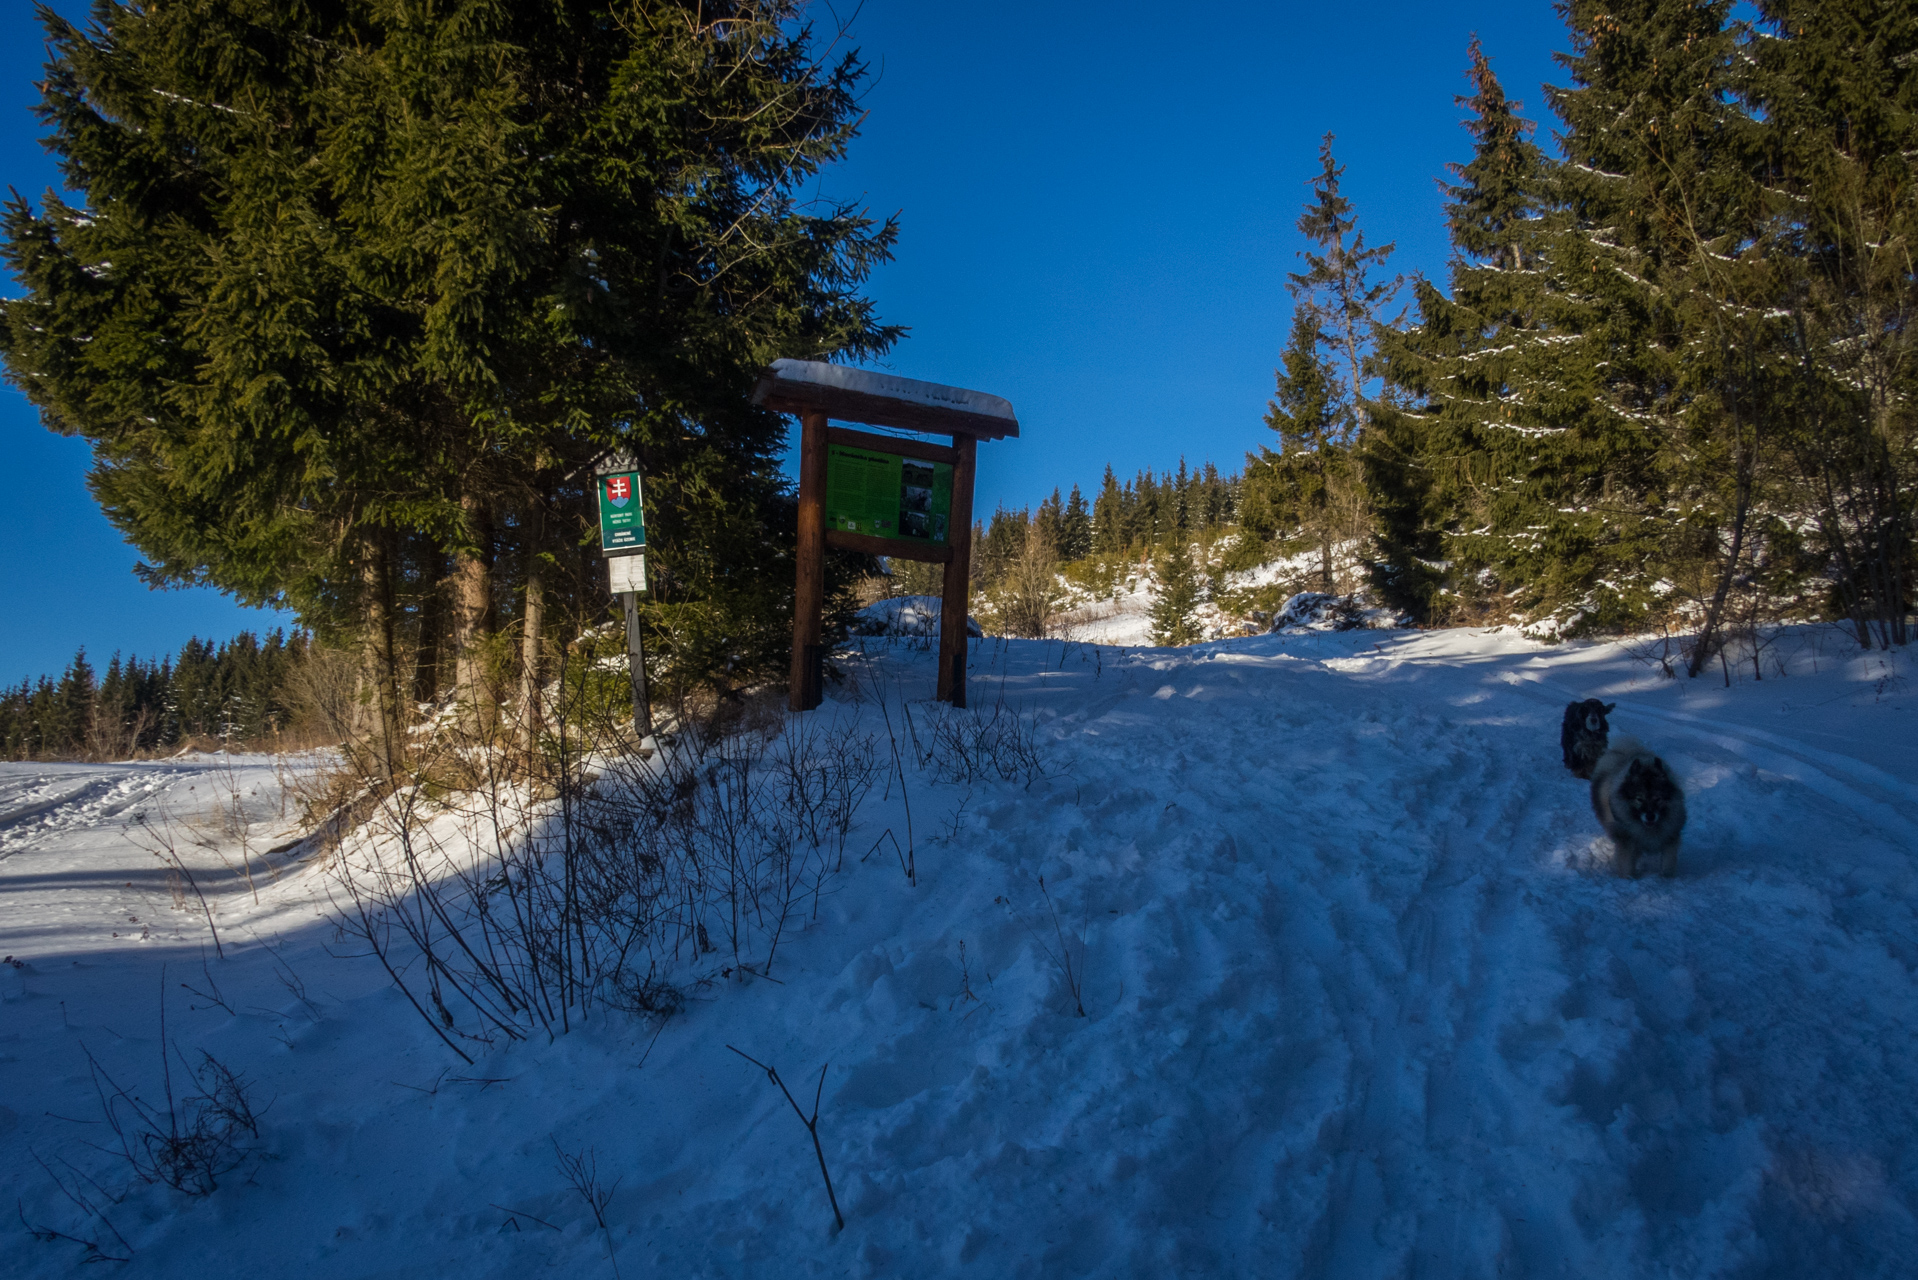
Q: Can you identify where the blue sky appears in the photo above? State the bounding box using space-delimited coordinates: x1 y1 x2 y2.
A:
0 0 1571 684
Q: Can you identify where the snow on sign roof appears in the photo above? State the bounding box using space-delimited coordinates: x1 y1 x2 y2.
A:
751 358 1020 440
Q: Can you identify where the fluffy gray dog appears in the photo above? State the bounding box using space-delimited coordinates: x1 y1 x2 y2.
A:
1590 735 1687 878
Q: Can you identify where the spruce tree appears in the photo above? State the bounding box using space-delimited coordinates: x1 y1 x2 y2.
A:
1034 490 1067 558
1149 540 1206 646
1 1 903 767
1091 467 1125 554
1373 38 1665 627
1197 462 1229 529
1552 0 1789 671
974 508 1029 594
1288 134 1400 438
1260 137 1400 600
1062 484 1093 562
1263 306 1349 589
1751 0 1918 647
1133 470 1162 548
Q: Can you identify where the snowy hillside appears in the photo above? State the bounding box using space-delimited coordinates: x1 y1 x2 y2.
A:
4 626 1917 1277
1048 541 1388 647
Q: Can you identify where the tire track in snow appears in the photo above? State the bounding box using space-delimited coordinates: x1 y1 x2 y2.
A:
0 767 173 859
1288 705 1610 1276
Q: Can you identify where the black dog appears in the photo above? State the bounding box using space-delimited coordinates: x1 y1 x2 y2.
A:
1560 699 1616 780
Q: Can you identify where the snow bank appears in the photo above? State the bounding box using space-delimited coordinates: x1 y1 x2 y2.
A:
1053 579 1157 646
850 594 983 638
5 629 1917 1277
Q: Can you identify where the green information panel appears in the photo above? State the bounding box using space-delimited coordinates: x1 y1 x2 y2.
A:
597 470 646 552
825 445 953 545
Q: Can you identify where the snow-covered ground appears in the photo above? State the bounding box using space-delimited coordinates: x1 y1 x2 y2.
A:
1056 577 1158 646
4 625 1916 1277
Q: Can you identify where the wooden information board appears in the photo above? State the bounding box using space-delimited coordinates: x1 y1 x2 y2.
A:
752 360 1019 711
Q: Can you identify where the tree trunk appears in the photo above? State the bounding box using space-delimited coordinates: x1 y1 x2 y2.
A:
518 556 545 751
359 532 403 781
1865 437 1910 648
451 494 496 724
1314 455 1334 592
1687 431 1755 679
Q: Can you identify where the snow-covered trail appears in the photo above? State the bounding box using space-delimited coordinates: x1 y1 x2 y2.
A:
0 765 177 857
901 631 1918 1274
0 755 313 955
2 629 1914 1278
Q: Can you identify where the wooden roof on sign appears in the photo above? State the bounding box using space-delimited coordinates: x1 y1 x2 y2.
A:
751 358 1020 441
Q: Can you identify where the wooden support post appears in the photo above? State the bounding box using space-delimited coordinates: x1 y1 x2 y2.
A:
937 434 977 707
791 410 828 712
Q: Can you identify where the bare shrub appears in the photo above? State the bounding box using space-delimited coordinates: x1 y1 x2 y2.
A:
553 1138 623 1277
282 643 362 746
19 1149 133 1264
83 704 154 763
992 523 1067 638
130 815 224 958
1028 875 1088 1017
903 694 1047 788
1625 625 1684 679
83 981 262 1196
327 677 881 1058
727 1046 845 1231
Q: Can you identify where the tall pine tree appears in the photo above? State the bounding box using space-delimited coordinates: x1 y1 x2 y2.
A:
1261 306 1349 589
1288 134 1401 439
1752 0 1918 647
2 0 902 769
1552 0 1801 670
1373 37 1665 627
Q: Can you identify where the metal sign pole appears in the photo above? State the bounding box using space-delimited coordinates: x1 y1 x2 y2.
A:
620 589 653 741
596 451 654 746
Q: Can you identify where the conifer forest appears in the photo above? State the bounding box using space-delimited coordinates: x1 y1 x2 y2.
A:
0 631 314 759
1 0 1912 754
971 2 1916 670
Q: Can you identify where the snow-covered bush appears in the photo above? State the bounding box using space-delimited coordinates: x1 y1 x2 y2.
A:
1266 590 1404 633
1269 591 1366 631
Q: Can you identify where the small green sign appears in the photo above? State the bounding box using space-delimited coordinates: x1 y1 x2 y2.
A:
597 469 646 552
825 445 953 545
